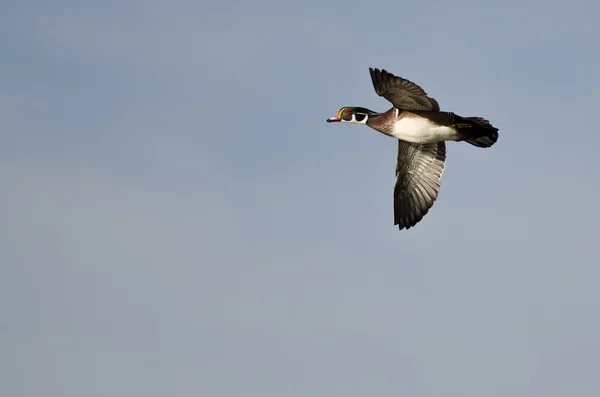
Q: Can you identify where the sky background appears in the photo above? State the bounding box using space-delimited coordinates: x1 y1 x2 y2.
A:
2 0 600 396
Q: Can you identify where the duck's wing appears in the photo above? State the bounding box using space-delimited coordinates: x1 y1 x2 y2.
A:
394 140 446 230
370 68 440 111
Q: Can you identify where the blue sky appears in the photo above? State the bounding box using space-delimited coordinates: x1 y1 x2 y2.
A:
2 0 600 396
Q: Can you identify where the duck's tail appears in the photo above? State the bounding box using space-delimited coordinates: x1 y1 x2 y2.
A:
454 117 499 148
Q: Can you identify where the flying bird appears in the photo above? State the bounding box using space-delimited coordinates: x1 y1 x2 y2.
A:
327 68 499 230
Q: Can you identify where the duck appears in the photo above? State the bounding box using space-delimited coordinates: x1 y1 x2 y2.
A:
326 68 499 230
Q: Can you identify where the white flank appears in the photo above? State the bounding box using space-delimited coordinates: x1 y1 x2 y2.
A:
391 116 460 144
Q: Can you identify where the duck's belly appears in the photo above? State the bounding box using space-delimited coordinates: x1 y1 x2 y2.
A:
391 116 461 144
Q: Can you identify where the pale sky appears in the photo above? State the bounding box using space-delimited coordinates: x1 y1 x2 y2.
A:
2 1 600 396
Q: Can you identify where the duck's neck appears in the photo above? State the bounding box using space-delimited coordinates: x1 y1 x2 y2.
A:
364 111 384 127
364 108 397 136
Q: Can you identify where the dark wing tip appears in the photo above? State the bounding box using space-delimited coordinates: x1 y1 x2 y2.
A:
369 67 387 96
394 193 433 230
368 67 378 83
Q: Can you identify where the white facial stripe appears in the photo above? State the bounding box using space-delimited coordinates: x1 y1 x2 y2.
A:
341 113 368 125
353 114 368 124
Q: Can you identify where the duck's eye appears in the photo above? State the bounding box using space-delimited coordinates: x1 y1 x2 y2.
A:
341 109 353 121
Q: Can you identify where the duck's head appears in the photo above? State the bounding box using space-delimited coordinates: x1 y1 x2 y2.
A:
326 107 379 125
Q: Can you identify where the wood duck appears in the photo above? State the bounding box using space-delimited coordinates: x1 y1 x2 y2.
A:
327 68 499 230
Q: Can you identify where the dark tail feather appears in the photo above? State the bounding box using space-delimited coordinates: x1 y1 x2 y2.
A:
455 117 499 148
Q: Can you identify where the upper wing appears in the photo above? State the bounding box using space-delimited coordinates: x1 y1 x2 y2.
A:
394 140 446 230
370 68 440 111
